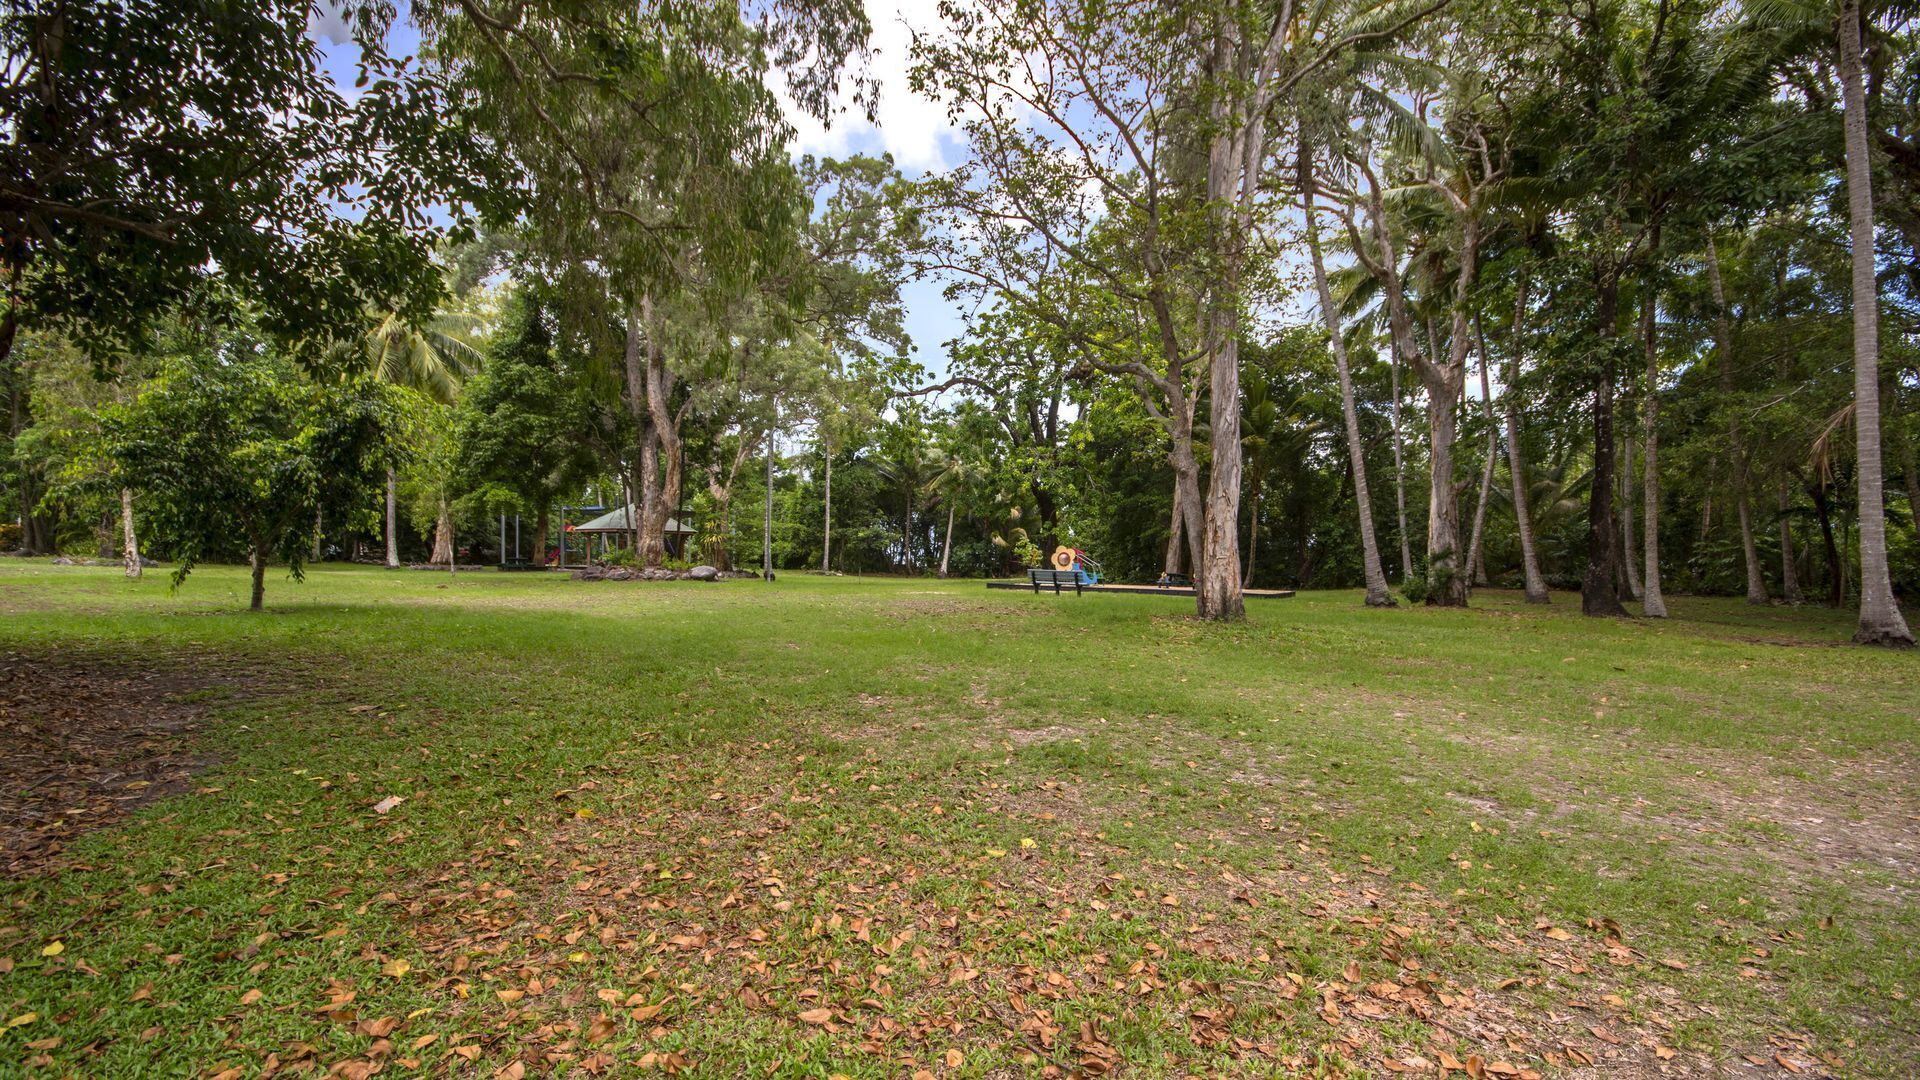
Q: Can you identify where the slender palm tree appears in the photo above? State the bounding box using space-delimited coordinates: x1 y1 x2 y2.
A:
1837 0 1912 644
339 308 484 568
1302 143 1395 606
927 452 988 579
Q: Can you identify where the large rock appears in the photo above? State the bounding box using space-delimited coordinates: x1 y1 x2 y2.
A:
571 566 608 581
687 565 719 581
607 567 634 581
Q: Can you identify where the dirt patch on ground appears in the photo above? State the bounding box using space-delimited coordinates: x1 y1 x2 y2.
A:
1607 747 1920 905
0 651 260 876
1433 719 1920 906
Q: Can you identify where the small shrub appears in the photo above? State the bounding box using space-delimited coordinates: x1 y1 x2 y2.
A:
1013 534 1043 568
0 523 19 551
1399 574 1430 604
599 547 639 568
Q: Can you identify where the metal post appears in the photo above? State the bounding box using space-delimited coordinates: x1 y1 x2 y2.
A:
763 401 775 581
514 516 521 563
558 507 567 569
499 514 506 567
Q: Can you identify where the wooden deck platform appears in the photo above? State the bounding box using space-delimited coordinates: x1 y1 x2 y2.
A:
987 580 1295 599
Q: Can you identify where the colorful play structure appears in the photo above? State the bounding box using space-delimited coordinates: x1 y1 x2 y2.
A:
1049 545 1102 585
987 544 1294 599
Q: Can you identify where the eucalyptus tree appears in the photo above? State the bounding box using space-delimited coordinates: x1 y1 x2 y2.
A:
1188 0 1448 617
908 0 1215 602
912 0 1444 619
419 0 872 568
781 154 918 573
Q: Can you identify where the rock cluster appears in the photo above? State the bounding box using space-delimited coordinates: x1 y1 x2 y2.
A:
569 564 727 582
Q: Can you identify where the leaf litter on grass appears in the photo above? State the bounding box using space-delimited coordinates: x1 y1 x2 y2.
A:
323 718 1862 1080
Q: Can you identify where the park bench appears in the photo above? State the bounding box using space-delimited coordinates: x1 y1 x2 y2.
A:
1026 568 1085 595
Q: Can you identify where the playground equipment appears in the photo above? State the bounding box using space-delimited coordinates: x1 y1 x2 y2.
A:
1049 545 1102 585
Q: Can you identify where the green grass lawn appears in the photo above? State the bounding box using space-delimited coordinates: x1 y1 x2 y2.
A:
0 562 1915 1078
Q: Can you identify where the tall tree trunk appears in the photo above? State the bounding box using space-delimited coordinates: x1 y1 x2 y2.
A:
532 505 550 568
1304 177 1393 606
659 429 685 563
1173 443 1206 582
1778 483 1803 604
821 450 833 573
1465 320 1497 590
1620 434 1643 599
619 472 634 556
622 305 650 559
709 487 733 571
636 295 685 570
1241 479 1259 590
1196 290 1244 619
250 546 267 611
1706 235 1768 604
1163 478 1187 577
638 431 662 565
1507 275 1550 603
1582 274 1628 617
1839 0 1913 644
1358 167 1469 605
1640 288 1669 617
430 498 454 566
1811 480 1843 607
761 408 776 577
120 488 141 580
902 490 913 574
940 502 955 578
1389 340 1414 581
1197 359 1246 619
1423 382 1467 605
384 470 399 568
1032 483 1061 557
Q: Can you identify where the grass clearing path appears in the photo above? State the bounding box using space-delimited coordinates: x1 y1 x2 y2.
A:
0 564 1914 1077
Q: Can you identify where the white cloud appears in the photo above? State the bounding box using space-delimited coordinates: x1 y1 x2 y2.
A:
780 0 957 174
308 1 352 46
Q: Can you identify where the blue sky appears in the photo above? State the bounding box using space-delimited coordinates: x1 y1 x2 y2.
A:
311 1 971 381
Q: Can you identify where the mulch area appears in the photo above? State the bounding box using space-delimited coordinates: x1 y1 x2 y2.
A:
0 652 253 876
